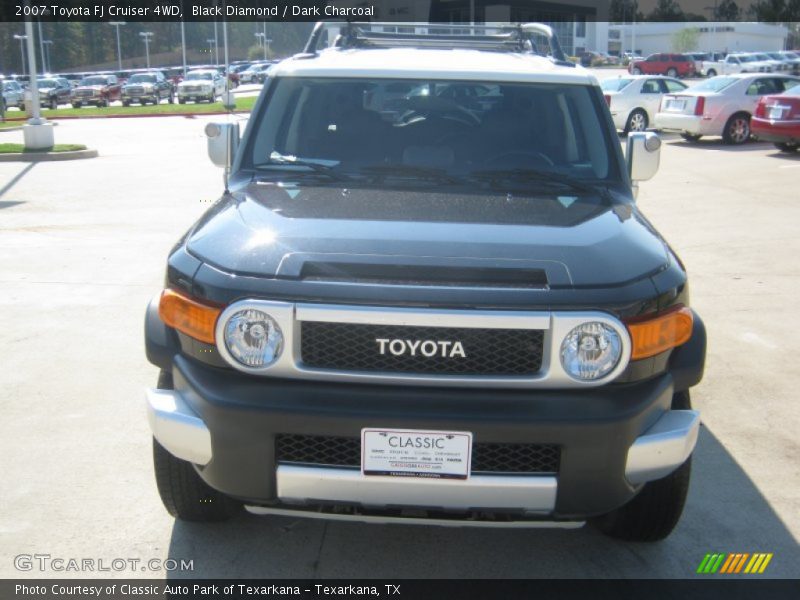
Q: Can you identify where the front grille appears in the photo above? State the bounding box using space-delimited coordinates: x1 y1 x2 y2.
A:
300 322 544 376
183 85 203 93
275 435 560 474
125 86 144 95
75 90 94 97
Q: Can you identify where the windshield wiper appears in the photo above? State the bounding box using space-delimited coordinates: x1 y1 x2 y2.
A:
359 164 462 185
470 168 612 200
255 152 351 182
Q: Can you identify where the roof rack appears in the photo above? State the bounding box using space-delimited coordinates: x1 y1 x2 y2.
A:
301 22 574 67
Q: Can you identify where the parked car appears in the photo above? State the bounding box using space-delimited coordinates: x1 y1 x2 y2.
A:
146 21 706 542
176 69 225 104
71 74 121 108
763 52 800 74
628 53 696 78
750 52 786 72
121 71 174 106
776 51 800 73
239 62 272 84
751 81 800 152
36 77 72 109
655 73 800 144
2 79 25 110
702 53 773 77
602 75 688 133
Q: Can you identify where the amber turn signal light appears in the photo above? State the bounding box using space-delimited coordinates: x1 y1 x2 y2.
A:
626 306 693 360
158 289 221 345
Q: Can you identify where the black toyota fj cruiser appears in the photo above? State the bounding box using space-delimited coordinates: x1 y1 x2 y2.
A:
144 23 705 542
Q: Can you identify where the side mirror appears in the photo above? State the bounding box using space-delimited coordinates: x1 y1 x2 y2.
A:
205 122 240 169
627 131 661 184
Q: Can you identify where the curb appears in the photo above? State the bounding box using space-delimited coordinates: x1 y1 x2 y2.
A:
0 148 99 162
0 126 24 132
0 111 249 122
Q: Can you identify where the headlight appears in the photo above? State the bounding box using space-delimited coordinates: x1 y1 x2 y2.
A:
560 322 622 381
223 308 283 367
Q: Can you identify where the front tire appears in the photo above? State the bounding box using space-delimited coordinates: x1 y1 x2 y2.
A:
625 109 648 133
723 112 751 145
49 97 57 110
666 67 678 77
152 371 240 522
706 69 717 77
591 391 693 542
681 133 703 142
775 142 798 153
632 67 642 75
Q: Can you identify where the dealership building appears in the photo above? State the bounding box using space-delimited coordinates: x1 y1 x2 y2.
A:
608 22 789 56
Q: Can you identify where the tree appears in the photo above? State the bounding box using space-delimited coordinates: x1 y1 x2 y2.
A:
610 0 643 22
717 0 740 20
647 0 686 21
748 0 800 20
672 27 701 52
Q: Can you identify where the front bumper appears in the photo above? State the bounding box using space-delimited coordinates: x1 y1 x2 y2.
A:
146 354 699 520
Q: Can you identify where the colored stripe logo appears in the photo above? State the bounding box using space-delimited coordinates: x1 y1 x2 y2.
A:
697 553 773 574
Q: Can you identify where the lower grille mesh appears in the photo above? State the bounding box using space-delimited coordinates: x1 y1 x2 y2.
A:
275 434 560 474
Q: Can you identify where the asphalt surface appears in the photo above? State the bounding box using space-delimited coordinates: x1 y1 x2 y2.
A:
0 115 798 579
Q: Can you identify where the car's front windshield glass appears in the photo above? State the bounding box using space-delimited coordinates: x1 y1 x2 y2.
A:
129 74 157 83
601 78 634 91
81 77 107 86
739 55 756 63
691 77 738 92
246 77 619 187
186 72 212 81
37 79 57 88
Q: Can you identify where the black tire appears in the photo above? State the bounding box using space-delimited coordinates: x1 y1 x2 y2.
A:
178 98 186 105
122 100 130 107
72 103 81 109
775 142 798 153
722 112 751 145
168 93 174 104
152 371 240 522
680 133 703 142
624 109 649 134
666 67 678 77
591 391 693 542
49 97 57 110
632 67 642 75
706 69 717 77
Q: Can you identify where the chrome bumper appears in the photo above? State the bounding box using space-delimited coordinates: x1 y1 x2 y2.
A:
145 388 212 466
625 409 700 485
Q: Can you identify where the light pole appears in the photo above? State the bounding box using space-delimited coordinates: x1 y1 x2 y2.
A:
140 31 154 69
109 21 126 71
206 39 215 61
255 32 266 60
13 34 27 75
213 21 219 66
43 40 53 73
37 19 46 75
265 37 272 59
180 18 187 77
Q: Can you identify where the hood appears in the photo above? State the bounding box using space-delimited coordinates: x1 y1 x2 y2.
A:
185 182 670 289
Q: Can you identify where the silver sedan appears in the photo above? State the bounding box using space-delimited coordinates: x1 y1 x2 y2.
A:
601 75 688 133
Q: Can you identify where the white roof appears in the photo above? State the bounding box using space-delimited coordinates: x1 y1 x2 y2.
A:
273 47 597 86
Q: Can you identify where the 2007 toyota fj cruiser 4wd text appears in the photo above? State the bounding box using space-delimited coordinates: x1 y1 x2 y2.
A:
144 23 705 542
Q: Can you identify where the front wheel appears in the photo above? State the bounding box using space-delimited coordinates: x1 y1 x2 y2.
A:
168 93 174 104
723 113 751 145
625 109 649 133
666 67 678 77
632 67 642 75
591 391 693 542
680 133 703 142
49 97 57 110
72 102 81 109
706 69 717 77
152 371 240 522
178 98 186 104
775 142 798 153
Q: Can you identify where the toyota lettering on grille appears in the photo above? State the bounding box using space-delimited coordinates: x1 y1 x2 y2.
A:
375 338 467 358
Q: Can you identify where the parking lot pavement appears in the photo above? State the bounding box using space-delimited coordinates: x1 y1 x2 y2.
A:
0 117 798 579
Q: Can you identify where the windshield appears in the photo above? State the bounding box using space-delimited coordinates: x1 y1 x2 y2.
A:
691 77 738 93
37 79 57 88
601 78 634 92
246 77 619 186
129 74 157 83
186 72 213 81
737 55 757 63
80 77 107 86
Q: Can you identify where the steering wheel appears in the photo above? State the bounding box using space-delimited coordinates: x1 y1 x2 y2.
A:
484 151 555 168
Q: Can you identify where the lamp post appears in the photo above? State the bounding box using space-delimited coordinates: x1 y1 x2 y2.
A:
37 19 46 75
140 31 154 69
23 9 55 149
109 21 126 71
255 32 266 60
265 37 272 59
42 40 53 73
207 39 215 61
13 34 27 75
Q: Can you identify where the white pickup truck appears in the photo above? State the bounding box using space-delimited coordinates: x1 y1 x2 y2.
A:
702 53 774 77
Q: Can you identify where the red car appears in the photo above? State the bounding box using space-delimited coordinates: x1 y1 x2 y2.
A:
752 80 800 152
629 53 696 78
71 74 122 108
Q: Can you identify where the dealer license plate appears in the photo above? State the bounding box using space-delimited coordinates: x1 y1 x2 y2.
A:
769 106 785 119
666 98 686 111
361 428 472 480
